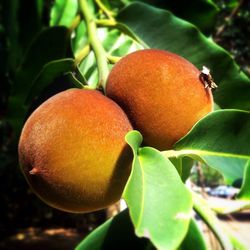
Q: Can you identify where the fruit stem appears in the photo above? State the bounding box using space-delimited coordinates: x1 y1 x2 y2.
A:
193 192 233 250
95 0 116 21
29 167 39 175
107 54 121 64
79 0 109 91
95 18 117 27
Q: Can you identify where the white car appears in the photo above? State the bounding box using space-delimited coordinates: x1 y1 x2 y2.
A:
208 185 239 198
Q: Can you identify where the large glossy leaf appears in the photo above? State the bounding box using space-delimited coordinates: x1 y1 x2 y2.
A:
7 27 72 137
130 0 219 33
167 110 250 184
117 2 250 110
75 209 155 250
50 0 78 27
178 218 207 250
123 131 193 250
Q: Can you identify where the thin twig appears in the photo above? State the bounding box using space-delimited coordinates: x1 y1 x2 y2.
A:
216 0 245 36
95 0 115 21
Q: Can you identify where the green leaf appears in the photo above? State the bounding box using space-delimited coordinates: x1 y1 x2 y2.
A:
171 110 250 184
181 157 194 182
169 156 194 182
124 131 193 250
178 218 208 250
237 161 250 200
75 209 155 250
79 51 98 87
131 0 219 33
7 26 72 138
229 233 249 250
50 0 78 27
25 59 80 106
102 29 142 57
117 2 250 110
72 20 88 54
78 27 141 85
3 0 44 71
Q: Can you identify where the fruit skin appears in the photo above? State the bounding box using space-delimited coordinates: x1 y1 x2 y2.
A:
18 89 132 213
106 49 213 150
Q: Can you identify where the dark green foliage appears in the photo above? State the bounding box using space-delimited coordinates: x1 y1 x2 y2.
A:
76 209 155 250
131 0 219 34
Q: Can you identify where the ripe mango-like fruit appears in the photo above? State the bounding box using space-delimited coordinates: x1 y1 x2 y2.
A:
106 49 213 150
18 89 132 213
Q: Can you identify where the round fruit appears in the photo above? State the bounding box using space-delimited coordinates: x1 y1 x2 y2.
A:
106 49 213 150
18 89 132 213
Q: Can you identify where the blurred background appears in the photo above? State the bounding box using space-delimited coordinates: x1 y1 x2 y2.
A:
0 0 249 249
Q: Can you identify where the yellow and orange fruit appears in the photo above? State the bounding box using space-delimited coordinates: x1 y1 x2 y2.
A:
18 89 132 213
106 49 213 150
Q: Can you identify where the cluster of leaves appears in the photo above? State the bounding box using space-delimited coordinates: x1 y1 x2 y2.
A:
0 0 250 249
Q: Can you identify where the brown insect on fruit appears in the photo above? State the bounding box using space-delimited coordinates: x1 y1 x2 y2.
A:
200 66 218 89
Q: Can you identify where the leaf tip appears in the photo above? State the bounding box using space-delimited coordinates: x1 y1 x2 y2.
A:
125 130 143 151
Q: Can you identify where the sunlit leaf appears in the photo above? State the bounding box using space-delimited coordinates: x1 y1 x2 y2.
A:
166 110 250 184
50 0 78 27
124 130 193 250
72 20 88 54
